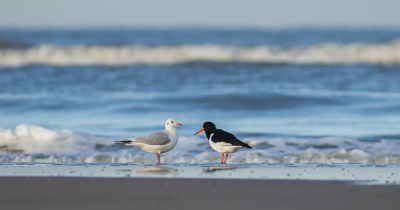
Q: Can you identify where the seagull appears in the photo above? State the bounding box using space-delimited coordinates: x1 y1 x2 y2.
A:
115 118 182 164
194 121 251 164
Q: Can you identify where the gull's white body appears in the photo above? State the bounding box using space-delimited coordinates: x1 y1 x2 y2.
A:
115 118 181 164
127 126 179 154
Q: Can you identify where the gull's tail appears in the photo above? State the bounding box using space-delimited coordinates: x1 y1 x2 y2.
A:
115 140 133 144
115 140 144 147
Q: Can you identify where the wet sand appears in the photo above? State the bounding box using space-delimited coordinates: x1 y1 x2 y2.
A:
1 177 399 210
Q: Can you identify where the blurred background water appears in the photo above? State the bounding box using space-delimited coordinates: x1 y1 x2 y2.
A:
1 29 400 164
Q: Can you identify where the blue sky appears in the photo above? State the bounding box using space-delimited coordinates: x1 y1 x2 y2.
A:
0 0 399 28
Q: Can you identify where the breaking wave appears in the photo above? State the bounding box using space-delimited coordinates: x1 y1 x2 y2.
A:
1 124 400 164
1 41 400 67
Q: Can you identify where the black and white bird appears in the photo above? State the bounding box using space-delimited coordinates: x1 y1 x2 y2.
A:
115 118 182 164
194 121 251 164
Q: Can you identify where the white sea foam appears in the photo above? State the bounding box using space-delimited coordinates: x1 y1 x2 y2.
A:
1 41 400 67
0 124 102 155
1 124 400 164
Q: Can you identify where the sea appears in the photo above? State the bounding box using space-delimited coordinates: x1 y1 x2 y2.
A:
1 28 400 164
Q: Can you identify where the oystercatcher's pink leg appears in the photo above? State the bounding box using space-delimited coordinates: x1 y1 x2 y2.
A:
223 153 228 164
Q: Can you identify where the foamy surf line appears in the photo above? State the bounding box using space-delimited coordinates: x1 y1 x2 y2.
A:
1 41 400 66
1 124 400 164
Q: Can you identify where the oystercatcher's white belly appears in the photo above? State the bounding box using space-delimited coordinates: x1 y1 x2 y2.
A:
209 134 241 154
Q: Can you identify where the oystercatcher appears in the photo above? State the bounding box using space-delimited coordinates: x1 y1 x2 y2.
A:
115 118 182 164
194 121 251 164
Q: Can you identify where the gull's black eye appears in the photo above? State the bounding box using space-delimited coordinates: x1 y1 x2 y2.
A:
171 121 174 123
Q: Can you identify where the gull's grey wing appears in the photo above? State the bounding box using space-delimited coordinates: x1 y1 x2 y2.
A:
132 131 171 145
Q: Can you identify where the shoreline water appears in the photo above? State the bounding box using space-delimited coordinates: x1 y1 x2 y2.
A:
1 163 399 185
2 124 400 164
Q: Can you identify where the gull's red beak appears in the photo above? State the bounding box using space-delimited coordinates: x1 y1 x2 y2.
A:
176 123 183 126
194 128 204 135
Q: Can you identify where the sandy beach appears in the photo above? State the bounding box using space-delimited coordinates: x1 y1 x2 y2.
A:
1 177 400 210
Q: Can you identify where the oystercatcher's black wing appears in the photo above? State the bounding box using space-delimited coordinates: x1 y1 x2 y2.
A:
210 129 252 148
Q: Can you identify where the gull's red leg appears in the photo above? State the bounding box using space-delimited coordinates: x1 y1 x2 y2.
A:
221 153 224 164
224 153 228 164
157 154 161 164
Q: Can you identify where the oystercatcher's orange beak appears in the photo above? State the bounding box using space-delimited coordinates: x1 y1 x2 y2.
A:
194 128 204 135
176 123 183 126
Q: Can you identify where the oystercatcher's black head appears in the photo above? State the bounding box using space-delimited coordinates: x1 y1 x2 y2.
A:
194 121 216 135
203 121 216 132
